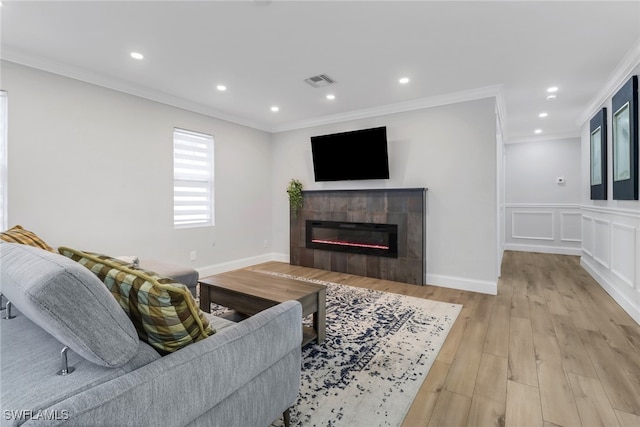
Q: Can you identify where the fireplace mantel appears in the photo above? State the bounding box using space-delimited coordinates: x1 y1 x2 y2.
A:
301 187 427 194
289 188 426 285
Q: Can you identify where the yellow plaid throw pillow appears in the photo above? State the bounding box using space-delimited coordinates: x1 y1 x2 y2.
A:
59 247 215 354
1 225 55 252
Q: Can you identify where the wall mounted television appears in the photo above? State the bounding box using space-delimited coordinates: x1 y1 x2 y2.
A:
310 126 389 182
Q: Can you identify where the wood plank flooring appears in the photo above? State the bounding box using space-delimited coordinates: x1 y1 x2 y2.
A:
246 251 640 426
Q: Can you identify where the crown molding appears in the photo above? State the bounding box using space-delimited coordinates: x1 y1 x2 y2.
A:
0 50 273 132
2 48 505 135
576 38 640 127
270 84 505 133
506 130 581 144
494 87 508 140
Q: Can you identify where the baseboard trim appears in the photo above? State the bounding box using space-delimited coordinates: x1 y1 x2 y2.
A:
426 273 497 295
199 253 497 296
197 253 281 278
271 252 290 263
581 257 640 325
505 243 582 256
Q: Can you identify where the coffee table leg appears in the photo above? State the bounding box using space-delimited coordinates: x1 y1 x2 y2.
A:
199 283 211 313
314 289 326 343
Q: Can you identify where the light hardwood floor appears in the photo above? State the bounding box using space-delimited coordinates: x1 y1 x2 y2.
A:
249 251 640 427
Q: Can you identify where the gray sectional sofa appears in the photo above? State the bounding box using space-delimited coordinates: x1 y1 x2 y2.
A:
0 243 302 426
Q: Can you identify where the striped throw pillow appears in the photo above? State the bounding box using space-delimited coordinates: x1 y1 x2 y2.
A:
0 225 55 252
59 247 215 354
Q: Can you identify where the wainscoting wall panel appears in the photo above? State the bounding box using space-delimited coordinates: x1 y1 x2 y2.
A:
580 205 640 325
611 223 636 288
511 211 554 240
505 204 582 255
582 216 594 256
560 212 582 242
593 218 611 269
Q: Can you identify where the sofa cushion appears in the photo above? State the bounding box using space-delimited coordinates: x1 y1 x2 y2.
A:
0 224 55 252
59 247 215 354
0 243 140 367
1 309 160 422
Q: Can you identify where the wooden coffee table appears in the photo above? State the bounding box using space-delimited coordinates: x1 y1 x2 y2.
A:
199 270 326 346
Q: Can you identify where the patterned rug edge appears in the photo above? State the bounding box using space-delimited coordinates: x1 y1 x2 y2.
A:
247 269 463 427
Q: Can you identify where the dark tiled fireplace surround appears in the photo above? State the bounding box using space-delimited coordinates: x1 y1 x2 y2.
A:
290 188 426 285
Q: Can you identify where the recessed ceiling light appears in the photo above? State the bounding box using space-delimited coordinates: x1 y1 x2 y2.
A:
546 94 557 101
326 94 336 100
399 77 410 84
216 85 227 92
539 112 548 118
130 52 144 60
547 86 558 93
534 129 543 134
270 106 279 112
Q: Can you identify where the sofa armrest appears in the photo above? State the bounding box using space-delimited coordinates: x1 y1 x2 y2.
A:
39 301 302 427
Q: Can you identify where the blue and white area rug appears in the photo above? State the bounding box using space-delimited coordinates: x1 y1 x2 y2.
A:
211 271 462 427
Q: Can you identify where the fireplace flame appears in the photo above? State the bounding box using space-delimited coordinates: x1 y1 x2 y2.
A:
311 239 390 250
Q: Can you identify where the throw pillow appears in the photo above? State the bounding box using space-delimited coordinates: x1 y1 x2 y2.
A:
0 225 55 252
58 247 215 354
0 243 140 367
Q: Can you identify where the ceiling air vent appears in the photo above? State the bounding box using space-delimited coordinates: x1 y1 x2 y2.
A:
304 74 335 88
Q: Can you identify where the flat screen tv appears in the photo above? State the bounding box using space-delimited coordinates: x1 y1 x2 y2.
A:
310 126 389 182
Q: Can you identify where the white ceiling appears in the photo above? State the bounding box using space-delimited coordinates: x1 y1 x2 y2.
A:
1 1 639 140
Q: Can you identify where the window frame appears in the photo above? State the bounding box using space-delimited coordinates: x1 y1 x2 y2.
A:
173 127 214 229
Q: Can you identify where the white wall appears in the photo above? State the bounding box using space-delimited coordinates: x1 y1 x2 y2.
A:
270 98 499 294
580 61 640 324
2 61 274 274
496 114 506 270
2 61 501 295
504 137 582 255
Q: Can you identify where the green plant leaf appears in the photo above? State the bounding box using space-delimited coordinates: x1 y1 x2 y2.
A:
286 179 303 218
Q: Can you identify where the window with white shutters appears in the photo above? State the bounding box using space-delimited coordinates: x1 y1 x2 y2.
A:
173 128 214 228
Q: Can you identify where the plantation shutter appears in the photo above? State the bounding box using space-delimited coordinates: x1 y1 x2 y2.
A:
173 128 214 228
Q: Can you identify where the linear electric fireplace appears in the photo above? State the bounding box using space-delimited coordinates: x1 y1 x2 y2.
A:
306 220 398 258
291 188 426 285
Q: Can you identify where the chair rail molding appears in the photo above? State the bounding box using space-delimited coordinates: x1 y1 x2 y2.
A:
581 204 640 219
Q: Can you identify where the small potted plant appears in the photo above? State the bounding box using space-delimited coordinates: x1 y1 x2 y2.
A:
286 179 303 218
